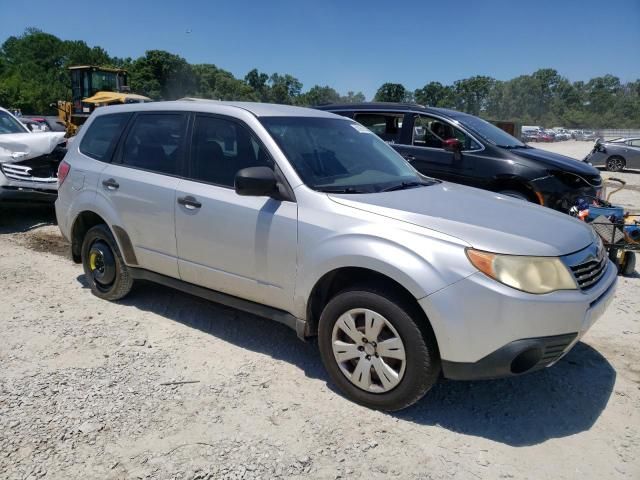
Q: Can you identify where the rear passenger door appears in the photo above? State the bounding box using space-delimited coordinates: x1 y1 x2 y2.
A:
174 114 298 311
97 112 187 278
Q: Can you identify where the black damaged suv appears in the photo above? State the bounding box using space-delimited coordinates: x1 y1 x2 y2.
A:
317 103 602 212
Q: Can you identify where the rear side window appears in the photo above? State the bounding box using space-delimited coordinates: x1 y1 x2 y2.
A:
79 113 131 161
120 113 186 175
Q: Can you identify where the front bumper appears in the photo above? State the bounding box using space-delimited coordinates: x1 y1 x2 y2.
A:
530 175 600 212
0 171 57 203
419 259 617 380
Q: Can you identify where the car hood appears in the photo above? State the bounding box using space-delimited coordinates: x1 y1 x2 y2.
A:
0 132 66 164
512 147 600 176
329 183 594 256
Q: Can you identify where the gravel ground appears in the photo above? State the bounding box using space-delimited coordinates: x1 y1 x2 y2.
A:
1 140 639 479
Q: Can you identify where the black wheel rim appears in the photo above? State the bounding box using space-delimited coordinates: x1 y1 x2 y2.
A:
88 241 116 290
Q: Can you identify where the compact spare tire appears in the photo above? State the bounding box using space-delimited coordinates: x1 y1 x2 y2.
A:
318 287 440 411
81 224 134 301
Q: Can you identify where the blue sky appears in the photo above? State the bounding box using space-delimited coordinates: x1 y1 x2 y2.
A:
2 0 639 98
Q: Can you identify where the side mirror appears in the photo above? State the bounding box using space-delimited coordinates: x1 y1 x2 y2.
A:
443 138 462 153
235 167 279 198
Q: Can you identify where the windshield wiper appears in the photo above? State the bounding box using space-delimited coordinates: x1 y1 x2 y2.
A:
381 181 431 192
317 186 366 194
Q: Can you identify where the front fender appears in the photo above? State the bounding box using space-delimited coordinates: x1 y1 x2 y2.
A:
293 230 474 319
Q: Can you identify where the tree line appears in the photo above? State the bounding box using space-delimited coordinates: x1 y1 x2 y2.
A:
1 29 638 128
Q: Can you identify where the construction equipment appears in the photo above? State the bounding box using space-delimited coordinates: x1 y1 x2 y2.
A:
56 66 151 136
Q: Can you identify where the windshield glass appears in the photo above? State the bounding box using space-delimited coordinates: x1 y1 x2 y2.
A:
261 117 429 192
457 114 525 148
0 111 28 134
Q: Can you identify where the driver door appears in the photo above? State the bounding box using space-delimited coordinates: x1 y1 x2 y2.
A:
174 114 298 311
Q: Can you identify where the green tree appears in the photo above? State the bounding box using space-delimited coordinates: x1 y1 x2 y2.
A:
414 81 455 107
341 91 366 103
452 76 495 115
244 68 270 101
129 50 195 100
297 85 341 106
374 83 407 102
268 73 302 104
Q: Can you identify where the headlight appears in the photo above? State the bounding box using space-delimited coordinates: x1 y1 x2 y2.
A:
466 249 577 294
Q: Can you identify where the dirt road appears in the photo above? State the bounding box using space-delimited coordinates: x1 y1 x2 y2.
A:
1 143 639 479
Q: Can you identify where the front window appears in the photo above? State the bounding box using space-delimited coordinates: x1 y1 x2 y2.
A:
0 111 29 134
412 115 480 150
261 117 429 193
90 71 119 95
456 113 526 149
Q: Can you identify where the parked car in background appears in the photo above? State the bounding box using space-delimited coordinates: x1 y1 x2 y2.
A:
584 137 640 171
576 130 597 142
19 117 49 132
22 115 67 132
553 128 571 141
0 106 67 202
56 100 617 411
521 130 539 142
318 103 602 212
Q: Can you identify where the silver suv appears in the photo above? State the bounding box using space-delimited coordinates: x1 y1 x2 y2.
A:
55 101 617 410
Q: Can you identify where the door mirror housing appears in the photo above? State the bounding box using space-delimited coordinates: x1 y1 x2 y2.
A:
235 167 279 198
443 138 462 161
443 138 462 153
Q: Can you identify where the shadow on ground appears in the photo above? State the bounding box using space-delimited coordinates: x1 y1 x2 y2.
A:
78 277 616 448
0 202 56 233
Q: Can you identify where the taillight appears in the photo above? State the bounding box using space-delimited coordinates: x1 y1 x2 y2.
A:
58 160 71 186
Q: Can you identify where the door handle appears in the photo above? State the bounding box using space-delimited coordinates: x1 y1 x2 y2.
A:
102 178 119 190
177 195 202 210
403 154 416 162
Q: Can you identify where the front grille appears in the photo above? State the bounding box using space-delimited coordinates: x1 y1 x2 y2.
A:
536 333 577 367
568 250 608 290
0 163 57 184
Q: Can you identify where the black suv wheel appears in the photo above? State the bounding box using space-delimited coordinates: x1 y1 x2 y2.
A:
318 286 440 411
81 224 134 301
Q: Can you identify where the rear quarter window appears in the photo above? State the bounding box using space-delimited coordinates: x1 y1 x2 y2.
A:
79 113 131 161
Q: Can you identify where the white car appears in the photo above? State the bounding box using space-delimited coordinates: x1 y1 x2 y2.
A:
0 107 66 202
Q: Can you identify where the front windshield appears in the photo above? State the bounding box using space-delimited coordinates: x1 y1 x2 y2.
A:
261 117 430 193
457 114 525 148
0 111 29 134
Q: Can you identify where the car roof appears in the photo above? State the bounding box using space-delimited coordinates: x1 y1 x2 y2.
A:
91 99 342 119
315 102 466 119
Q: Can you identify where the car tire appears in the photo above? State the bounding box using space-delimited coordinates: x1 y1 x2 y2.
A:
605 156 625 172
498 190 531 202
81 224 134 301
318 286 440 411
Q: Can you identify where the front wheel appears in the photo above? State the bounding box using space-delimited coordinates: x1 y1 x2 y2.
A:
606 156 625 172
81 224 134 301
318 287 440 411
